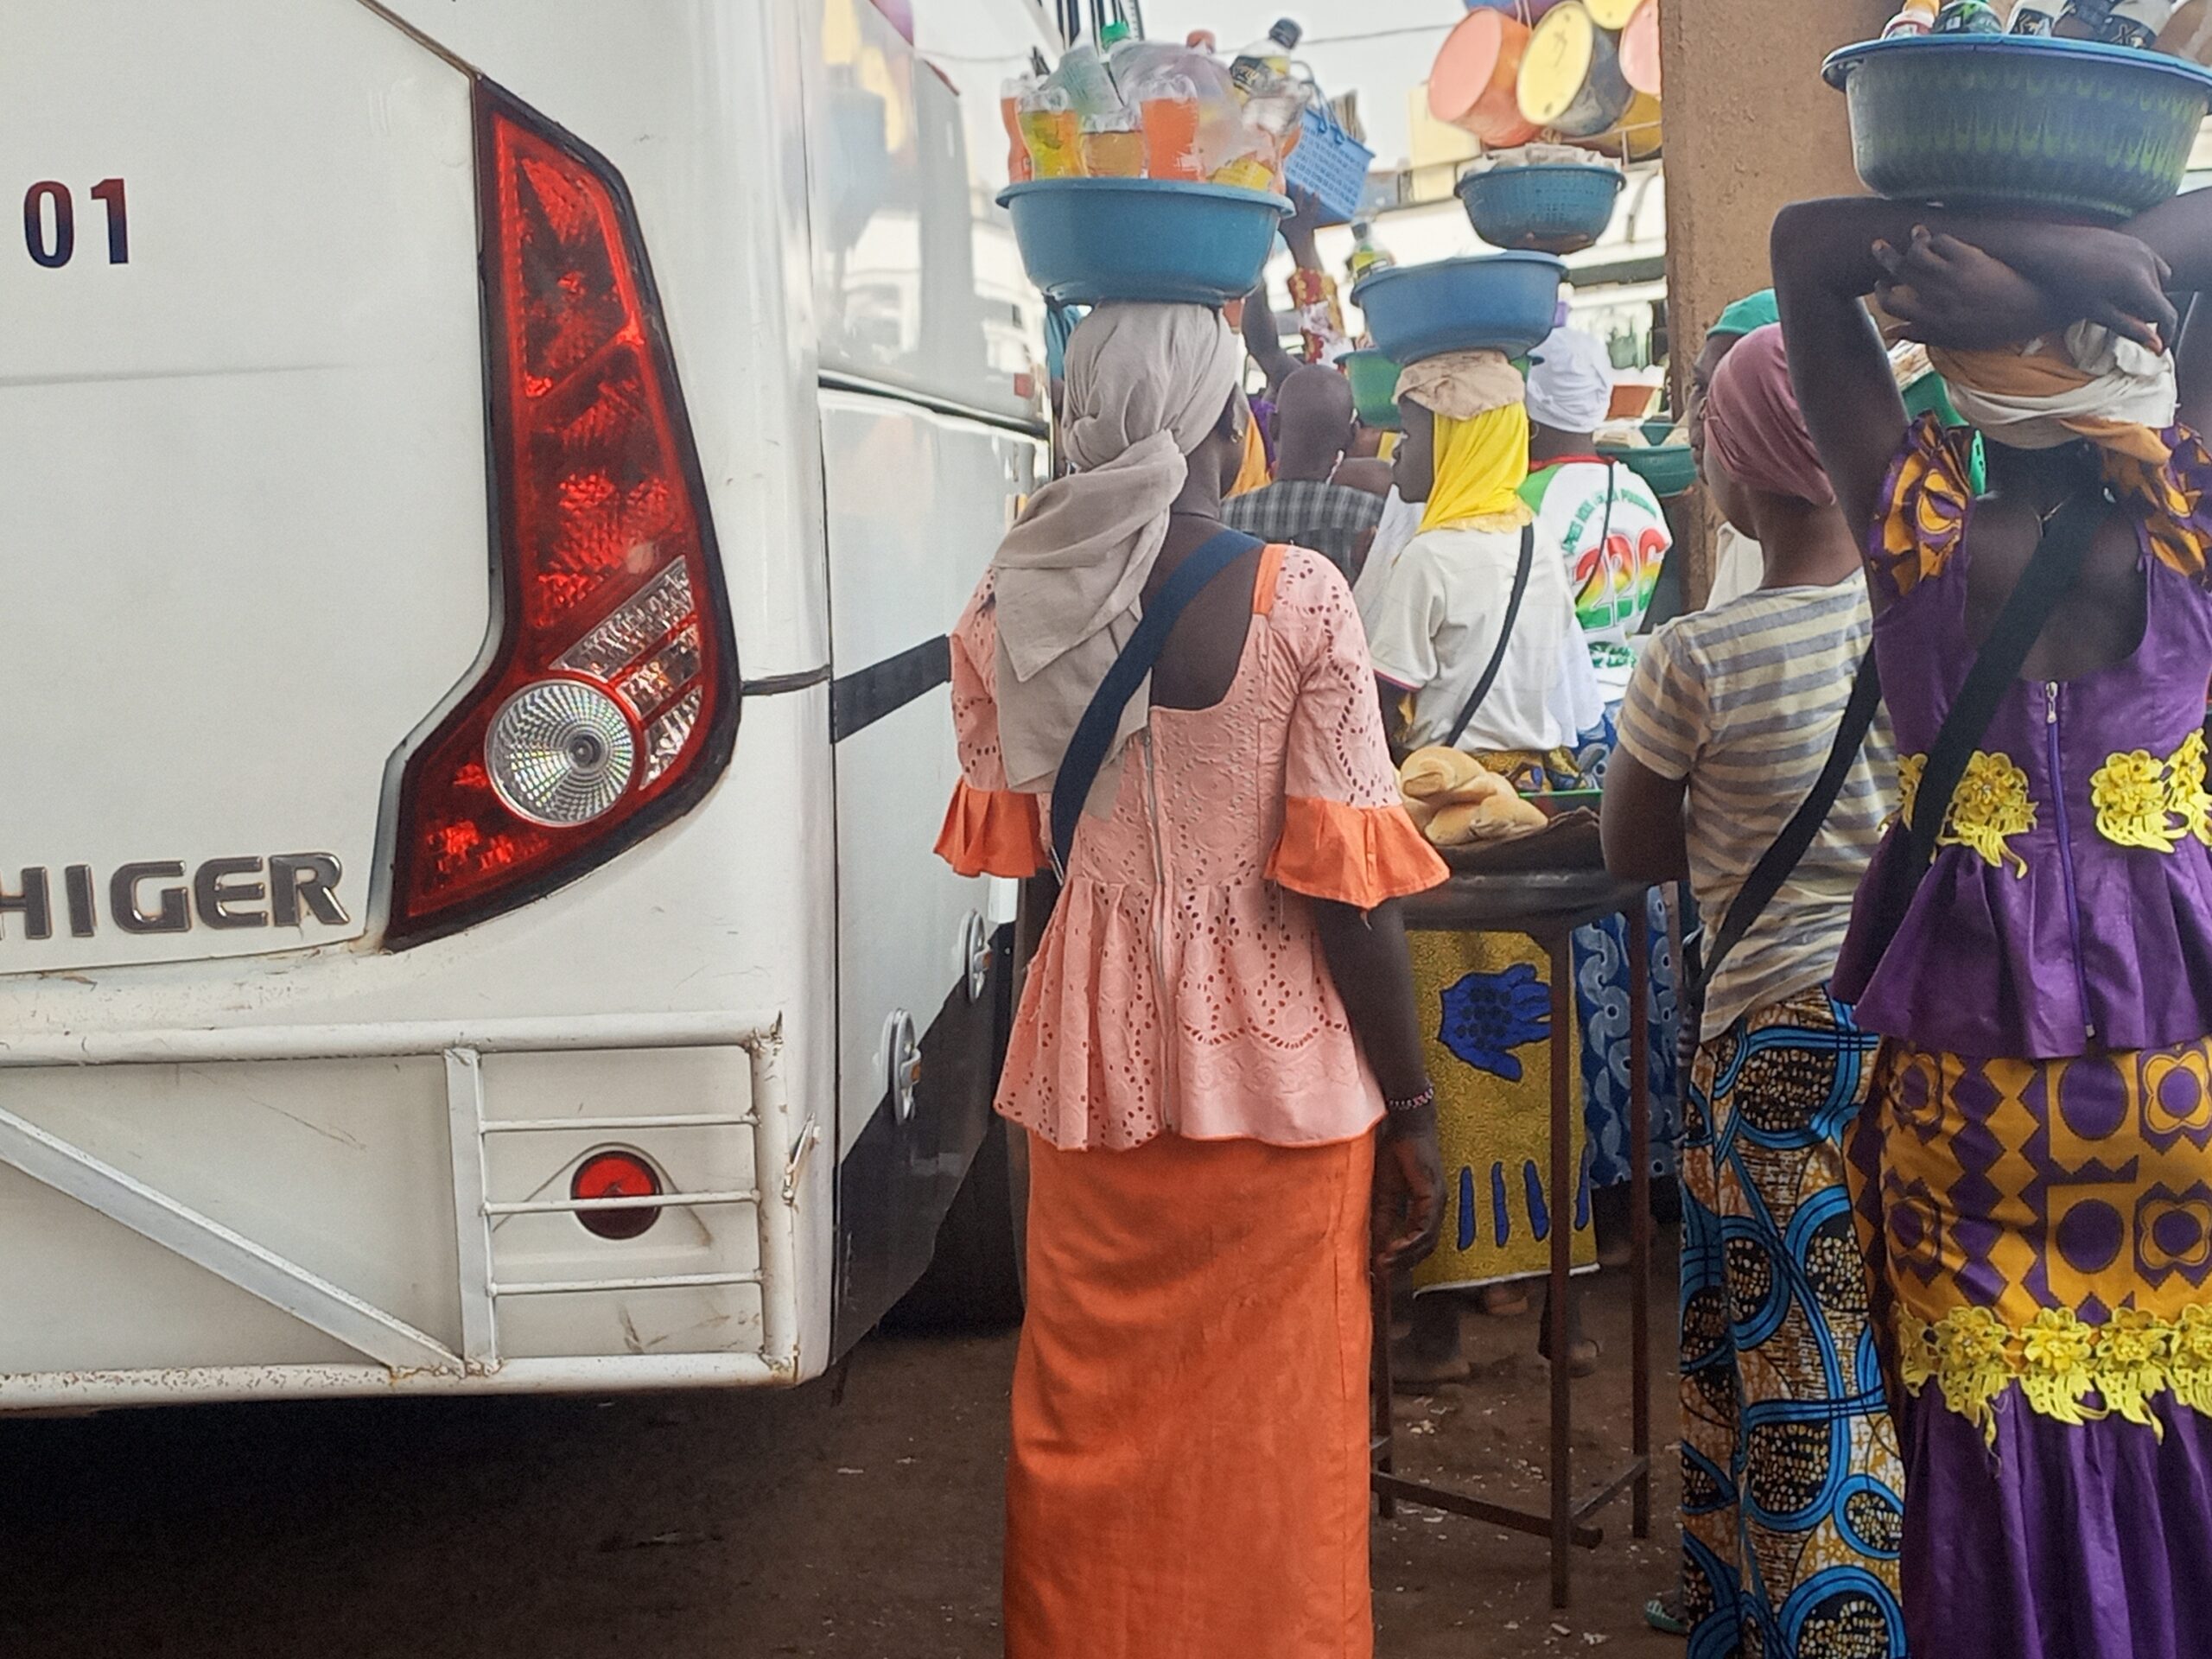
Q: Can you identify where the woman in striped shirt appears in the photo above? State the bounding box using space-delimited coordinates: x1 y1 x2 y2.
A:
1601 325 1904 1655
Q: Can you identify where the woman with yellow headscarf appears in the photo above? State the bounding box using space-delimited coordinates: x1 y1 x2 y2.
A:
1363 348 1603 1382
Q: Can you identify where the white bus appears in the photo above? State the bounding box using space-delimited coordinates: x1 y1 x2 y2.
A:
0 0 1063 1408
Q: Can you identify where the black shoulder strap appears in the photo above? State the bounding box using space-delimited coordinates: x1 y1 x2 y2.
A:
1694 486 2105 997
1445 524 1536 752
1904 488 2105 874
1694 645 1881 997
1049 528 1263 873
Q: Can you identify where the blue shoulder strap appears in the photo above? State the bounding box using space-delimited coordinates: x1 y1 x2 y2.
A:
1049 528 1263 874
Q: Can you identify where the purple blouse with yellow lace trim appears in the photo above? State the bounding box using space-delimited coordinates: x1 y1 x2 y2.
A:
1833 413 2212 1060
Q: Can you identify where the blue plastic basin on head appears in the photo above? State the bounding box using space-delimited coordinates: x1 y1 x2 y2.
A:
1824 35 2212 222
998 179 1292 307
1351 253 1567 365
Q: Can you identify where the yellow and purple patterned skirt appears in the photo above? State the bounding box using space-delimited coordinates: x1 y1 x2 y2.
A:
1847 1034 2212 1659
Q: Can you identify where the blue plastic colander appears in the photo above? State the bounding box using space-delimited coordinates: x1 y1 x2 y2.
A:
1457 164 1624 255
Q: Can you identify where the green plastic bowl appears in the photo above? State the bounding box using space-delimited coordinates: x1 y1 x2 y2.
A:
1343 350 1403 429
1824 36 2212 223
1524 787 1604 819
1604 442 1696 499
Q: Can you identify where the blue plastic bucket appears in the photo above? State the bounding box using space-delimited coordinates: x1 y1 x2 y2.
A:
1351 253 1567 365
998 179 1292 307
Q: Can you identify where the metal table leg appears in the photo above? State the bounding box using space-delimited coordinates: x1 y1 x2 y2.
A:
1372 891 1659 1611
1372 1274 1395 1520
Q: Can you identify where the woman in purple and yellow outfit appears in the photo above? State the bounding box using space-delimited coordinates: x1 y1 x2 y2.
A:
1776 194 2212 1656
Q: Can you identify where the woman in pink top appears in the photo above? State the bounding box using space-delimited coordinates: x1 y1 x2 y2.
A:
935 302 1447 1657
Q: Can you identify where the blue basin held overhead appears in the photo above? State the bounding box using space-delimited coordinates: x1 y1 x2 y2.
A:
1824 35 2212 223
1351 252 1567 366
999 178 1292 307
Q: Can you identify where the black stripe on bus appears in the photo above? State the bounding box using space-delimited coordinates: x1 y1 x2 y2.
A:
830 635 951 743
741 666 832 698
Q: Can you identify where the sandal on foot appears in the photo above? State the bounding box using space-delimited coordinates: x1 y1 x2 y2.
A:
1388 1342 1472 1391
1478 1282 1531 1318
1644 1589 1688 1636
1535 1327 1602 1378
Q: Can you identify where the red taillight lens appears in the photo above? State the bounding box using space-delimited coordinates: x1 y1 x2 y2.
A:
571 1149 664 1241
386 82 737 947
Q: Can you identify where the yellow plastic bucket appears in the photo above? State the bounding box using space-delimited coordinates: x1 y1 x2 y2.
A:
1517 3 1634 139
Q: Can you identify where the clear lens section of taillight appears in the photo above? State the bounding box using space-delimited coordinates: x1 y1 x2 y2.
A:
386 83 736 947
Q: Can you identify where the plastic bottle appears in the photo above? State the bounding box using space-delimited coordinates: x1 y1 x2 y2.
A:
1019 86 1084 178
2004 0 2063 33
1138 75 1205 181
1001 75 1037 183
1346 220 1396 284
2159 0 2212 63
1229 19 1303 103
1930 0 2005 32
1229 20 1311 189
1080 112 1146 177
1882 0 1940 33
1211 152 1276 191
1049 41 1125 122
2101 0 2181 47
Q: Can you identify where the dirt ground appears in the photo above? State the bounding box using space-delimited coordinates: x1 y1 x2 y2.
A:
0 1245 1682 1658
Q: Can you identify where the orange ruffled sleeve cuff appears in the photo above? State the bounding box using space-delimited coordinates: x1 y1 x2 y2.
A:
1267 797 1448 912
935 780 1047 879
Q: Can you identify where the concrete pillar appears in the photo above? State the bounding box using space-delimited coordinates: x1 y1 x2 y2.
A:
1659 0 1891 600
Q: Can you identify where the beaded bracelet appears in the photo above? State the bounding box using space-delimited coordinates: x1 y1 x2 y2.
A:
1383 1084 1436 1118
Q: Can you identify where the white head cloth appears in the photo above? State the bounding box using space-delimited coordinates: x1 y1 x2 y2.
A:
1524 326 1616 433
989 302 1242 805
1939 322 2177 454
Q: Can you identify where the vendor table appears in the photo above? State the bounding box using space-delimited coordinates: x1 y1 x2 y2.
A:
1374 868 1656 1611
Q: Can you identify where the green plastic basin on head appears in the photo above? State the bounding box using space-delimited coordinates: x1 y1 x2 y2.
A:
1605 442 1696 499
1343 351 1403 429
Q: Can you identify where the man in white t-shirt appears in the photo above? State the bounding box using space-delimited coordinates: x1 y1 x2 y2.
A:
1362 387 1579 758
1364 522 1578 755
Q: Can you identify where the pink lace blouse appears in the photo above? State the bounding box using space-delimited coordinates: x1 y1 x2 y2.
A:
936 543 1446 1151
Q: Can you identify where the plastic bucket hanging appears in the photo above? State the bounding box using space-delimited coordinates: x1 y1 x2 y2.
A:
1615 90 1663 156
1565 89 1662 161
1517 2 1635 139
1619 0 1662 97
1461 0 1565 18
1582 0 1641 27
1431 8 1542 148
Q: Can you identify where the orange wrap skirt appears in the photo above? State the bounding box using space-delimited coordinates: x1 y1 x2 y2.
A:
1003 1128 1376 1658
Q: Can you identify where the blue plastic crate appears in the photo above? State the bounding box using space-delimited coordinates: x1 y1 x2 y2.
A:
1283 105 1373 226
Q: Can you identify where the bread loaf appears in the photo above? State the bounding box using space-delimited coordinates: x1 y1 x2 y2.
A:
1399 746 1484 801
1425 791 1548 847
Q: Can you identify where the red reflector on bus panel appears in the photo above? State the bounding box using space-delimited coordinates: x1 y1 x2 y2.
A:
386 83 736 947
571 1149 664 1242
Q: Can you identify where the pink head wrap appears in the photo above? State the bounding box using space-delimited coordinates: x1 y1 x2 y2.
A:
1705 324 1834 507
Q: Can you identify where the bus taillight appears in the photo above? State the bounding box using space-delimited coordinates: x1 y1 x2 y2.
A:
386 81 737 947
